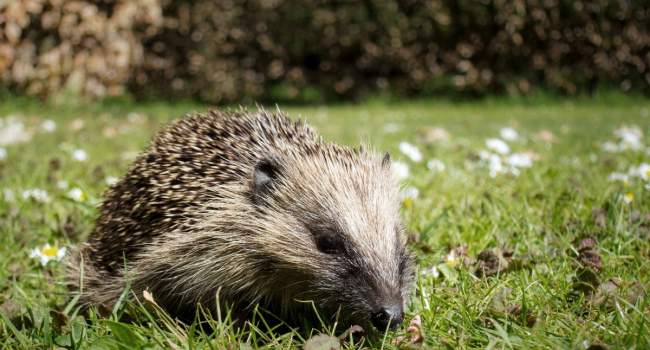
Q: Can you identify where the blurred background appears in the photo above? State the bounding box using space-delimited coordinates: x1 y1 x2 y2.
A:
1 0 648 103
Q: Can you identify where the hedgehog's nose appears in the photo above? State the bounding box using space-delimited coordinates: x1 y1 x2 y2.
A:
371 305 404 331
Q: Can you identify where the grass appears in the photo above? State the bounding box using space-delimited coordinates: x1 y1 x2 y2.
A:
0 95 649 349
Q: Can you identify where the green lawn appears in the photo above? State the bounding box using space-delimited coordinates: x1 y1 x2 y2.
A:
1 96 649 349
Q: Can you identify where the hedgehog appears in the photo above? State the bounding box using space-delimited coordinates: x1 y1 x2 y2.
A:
67 109 414 332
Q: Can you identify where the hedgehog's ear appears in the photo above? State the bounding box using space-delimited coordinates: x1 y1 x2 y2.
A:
252 158 279 204
381 152 391 168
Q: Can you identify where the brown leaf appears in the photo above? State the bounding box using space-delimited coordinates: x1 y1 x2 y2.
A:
534 130 555 142
505 304 537 327
575 236 602 272
571 267 600 298
0 299 22 320
418 127 450 144
474 249 513 277
626 281 645 306
49 158 61 172
304 334 340 350
591 208 607 228
7 263 24 277
49 309 69 331
488 288 536 327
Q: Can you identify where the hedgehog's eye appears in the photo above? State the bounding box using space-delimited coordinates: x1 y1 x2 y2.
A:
315 234 345 255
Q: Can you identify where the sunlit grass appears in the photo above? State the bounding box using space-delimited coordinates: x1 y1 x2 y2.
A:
1 95 649 348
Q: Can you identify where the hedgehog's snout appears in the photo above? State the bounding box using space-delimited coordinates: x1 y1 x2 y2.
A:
371 304 404 331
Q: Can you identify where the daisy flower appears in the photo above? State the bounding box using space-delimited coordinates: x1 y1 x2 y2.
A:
427 159 445 172
392 161 410 180
67 188 86 202
608 172 630 183
22 189 50 203
614 126 643 151
444 250 460 268
105 176 119 186
29 244 66 266
0 116 32 145
400 186 420 201
485 138 510 155
623 192 634 204
383 123 401 133
506 153 533 168
57 180 69 190
41 119 57 133
399 142 423 162
72 149 88 162
630 163 650 181
3 188 15 202
499 127 519 141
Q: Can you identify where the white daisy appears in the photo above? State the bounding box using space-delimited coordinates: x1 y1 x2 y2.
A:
392 161 410 180
479 151 506 177
399 142 423 162
29 244 66 266
427 159 445 172
41 119 57 133
506 153 533 168
57 180 69 190
423 265 440 278
66 188 86 202
399 186 420 201
3 188 15 202
601 141 621 152
22 189 50 203
0 116 32 145
486 138 510 155
105 176 119 186
499 127 519 141
383 123 401 133
629 163 650 181
608 172 630 183
614 126 643 151
71 149 88 162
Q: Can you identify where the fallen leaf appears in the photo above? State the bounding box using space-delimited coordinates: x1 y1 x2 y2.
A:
630 211 650 238
50 309 69 332
304 334 340 350
488 288 537 327
626 281 645 305
575 236 602 272
474 249 513 277
418 127 450 144
534 130 555 142
591 208 607 228
0 299 22 320
588 278 621 309
505 304 537 327
7 263 24 277
571 267 600 297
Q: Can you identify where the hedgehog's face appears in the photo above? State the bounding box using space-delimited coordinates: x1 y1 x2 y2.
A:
250 151 415 331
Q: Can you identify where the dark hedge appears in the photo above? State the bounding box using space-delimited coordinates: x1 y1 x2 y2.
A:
2 0 649 102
